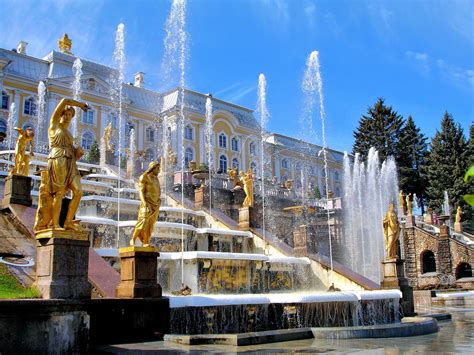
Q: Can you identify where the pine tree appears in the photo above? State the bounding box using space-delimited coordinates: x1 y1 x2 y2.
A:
353 98 405 162
86 140 100 164
425 112 469 221
397 116 429 212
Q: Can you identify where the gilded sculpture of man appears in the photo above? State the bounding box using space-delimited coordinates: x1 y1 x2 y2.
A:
241 168 254 208
406 193 412 216
34 170 52 231
399 190 405 215
455 206 462 224
47 98 89 230
383 202 400 259
11 127 34 176
103 121 115 152
130 161 161 247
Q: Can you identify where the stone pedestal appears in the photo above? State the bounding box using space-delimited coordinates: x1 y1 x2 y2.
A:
195 186 205 209
239 207 250 231
116 246 162 299
405 214 416 228
424 212 433 225
454 222 462 233
35 229 91 299
293 225 308 257
2 174 32 206
105 150 115 165
381 258 415 316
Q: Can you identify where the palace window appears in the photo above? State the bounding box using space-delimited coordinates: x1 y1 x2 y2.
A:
232 158 239 171
231 137 239 151
82 110 95 125
218 133 227 149
23 97 37 116
185 125 193 140
145 148 154 161
109 113 118 129
219 155 227 173
334 171 339 181
249 142 256 155
185 147 193 168
0 119 7 142
281 158 289 169
1 91 9 110
250 161 257 173
81 132 94 150
146 127 155 142
421 250 436 274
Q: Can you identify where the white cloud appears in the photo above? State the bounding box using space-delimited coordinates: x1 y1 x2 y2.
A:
304 2 316 28
223 84 256 104
405 50 430 74
260 0 290 28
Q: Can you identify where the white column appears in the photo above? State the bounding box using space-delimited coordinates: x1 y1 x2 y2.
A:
274 156 280 180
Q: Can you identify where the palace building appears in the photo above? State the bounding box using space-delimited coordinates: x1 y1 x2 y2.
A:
0 36 344 198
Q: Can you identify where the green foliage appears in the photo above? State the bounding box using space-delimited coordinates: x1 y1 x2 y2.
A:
397 116 429 212
314 186 321 199
86 140 100 164
425 112 470 222
352 98 404 162
120 156 127 169
0 263 40 299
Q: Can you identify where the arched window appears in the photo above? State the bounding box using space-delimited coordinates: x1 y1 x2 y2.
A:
82 109 95 125
232 158 239 171
281 158 289 169
184 147 193 168
185 125 193 140
0 119 7 142
23 97 37 116
145 148 154 161
146 127 155 142
250 161 257 173
421 250 436 274
219 155 227 173
1 91 9 110
218 133 227 148
231 137 239 151
295 162 302 171
456 263 472 279
249 142 256 155
81 132 94 150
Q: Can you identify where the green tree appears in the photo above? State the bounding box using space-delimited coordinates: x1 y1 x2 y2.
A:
425 112 469 222
353 98 405 162
86 140 100 164
397 116 429 212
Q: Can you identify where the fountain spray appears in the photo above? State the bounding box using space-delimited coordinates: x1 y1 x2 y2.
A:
71 58 83 140
36 81 46 147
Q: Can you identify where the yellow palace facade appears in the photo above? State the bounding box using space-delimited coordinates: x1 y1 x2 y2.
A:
0 37 343 197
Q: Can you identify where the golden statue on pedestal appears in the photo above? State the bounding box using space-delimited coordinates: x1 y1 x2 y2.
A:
455 206 462 224
130 161 161 247
103 121 115 152
383 202 400 259
33 98 89 232
241 168 254 208
406 193 412 216
399 190 405 215
34 170 52 232
228 167 242 190
11 127 34 176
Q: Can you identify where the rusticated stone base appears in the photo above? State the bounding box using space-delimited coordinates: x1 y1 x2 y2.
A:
405 215 416 228
116 246 162 298
2 174 32 206
35 229 91 299
105 150 115 165
382 258 415 316
195 186 204 209
238 207 250 231
293 225 308 257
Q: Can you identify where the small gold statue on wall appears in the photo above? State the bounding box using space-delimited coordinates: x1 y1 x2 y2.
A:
399 190 405 215
130 161 161 247
34 170 52 232
11 127 34 176
228 167 242 190
383 202 400 259
241 168 254 208
455 206 462 224
33 98 89 231
103 121 115 152
406 193 412 216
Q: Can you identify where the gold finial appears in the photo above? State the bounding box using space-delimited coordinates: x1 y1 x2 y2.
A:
58 34 73 55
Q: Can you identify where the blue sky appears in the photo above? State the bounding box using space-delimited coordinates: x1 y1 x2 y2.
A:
0 0 472 152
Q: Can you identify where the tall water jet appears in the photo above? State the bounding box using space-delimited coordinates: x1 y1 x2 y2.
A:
110 23 126 247
342 150 399 283
301 51 334 275
128 128 136 177
205 96 214 216
443 190 450 216
7 102 17 150
71 58 83 140
257 74 269 249
36 81 46 147
162 0 187 285
161 115 170 198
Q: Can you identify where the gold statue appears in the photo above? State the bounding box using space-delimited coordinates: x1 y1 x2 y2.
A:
406 193 412 216
103 121 115 152
58 33 72 55
383 202 400 259
241 169 254 208
47 98 89 230
130 161 161 247
455 206 462 224
228 167 242 189
34 170 52 231
399 190 405 215
11 127 34 176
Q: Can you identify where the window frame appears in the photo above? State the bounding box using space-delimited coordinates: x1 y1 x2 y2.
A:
23 97 37 116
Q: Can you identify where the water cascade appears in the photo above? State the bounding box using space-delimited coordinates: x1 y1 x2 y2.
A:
342 149 399 283
36 81 46 147
7 102 17 150
128 128 136 176
205 96 214 216
161 115 170 198
257 74 270 250
71 58 83 140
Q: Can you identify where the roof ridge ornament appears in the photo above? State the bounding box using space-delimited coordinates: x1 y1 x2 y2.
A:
58 34 73 55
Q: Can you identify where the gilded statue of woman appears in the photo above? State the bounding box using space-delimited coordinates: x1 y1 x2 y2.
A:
383 202 400 259
241 168 254 208
406 193 412 216
47 98 89 230
130 161 161 247
103 121 115 152
11 127 34 176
